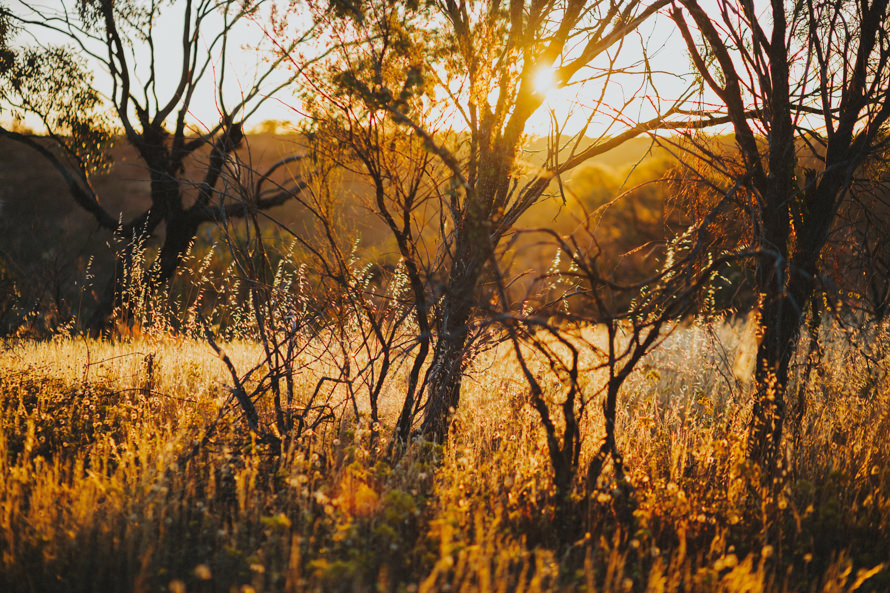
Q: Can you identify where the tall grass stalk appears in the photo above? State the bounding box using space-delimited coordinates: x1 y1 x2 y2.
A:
1 316 888 592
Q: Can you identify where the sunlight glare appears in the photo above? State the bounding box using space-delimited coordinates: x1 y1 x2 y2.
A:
532 64 558 96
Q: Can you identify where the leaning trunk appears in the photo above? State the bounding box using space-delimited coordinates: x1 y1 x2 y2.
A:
748 70 796 464
418 139 517 441
421 326 468 441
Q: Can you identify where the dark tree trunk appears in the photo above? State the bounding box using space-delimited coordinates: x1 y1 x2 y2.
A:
419 249 483 441
748 175 794 463
157 213 201 283
749 289 801 463
748 173 831 464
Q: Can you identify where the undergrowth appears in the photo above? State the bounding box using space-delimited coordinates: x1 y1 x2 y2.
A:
0 318 888 592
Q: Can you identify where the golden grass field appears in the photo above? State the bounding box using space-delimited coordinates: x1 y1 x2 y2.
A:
1 319 889 592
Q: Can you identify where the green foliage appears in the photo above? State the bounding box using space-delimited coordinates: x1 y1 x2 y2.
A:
0 4 13 73
318 0 436 124
0 44 114 173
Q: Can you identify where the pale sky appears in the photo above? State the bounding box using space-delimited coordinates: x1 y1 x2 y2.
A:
7 0 700 139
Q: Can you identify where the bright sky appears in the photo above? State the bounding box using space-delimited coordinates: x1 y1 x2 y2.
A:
527 12 697 137
7 1 700 138
8 0 303 132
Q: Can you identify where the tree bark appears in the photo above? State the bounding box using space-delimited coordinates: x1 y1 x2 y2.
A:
419 245 484 441
157 213 201 284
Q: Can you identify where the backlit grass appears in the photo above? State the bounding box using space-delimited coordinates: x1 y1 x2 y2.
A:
1 318 888 592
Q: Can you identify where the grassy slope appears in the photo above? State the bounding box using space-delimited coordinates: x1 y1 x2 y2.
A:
1 318 889 593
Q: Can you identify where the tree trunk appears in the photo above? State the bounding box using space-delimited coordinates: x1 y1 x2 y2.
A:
419 240 485 441
748 184 824 465
749 288 801 464
157 213 201 284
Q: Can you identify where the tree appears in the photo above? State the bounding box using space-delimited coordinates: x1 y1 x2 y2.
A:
298 0 737 442
0 0 311 330
670 0 890 464
0 4 11 68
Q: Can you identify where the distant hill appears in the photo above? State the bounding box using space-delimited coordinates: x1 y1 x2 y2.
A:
521 135 671 172
0 131 679 332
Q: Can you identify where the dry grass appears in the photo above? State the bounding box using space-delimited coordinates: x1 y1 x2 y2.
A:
1 317 888 592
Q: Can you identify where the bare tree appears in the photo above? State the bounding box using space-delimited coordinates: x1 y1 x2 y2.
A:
298 0 738 442
670 0 890 464
0 0 312 330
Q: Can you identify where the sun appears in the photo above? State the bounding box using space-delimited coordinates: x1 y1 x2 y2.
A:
532 64 558 96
